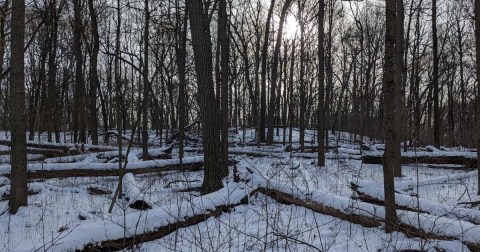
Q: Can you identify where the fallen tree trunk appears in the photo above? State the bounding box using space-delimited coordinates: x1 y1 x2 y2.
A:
249 175 480 251
255 187 381 227
82 202 242 251
122 173 152 210
0 139 118 155
0 157 205 179
0 147 66 158
29 183 251 252
362 151 477 169
351 181 480 225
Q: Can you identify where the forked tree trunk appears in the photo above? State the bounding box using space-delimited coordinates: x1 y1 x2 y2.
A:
258 0 276 144
187 0 226 193
266 0 292 145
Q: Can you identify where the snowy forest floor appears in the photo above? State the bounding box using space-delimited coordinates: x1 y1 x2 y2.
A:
0 129 479 251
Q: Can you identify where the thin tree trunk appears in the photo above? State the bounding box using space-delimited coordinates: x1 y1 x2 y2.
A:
258 0 276 144
177 1 187 163
317 0 325 166
142 0 150 159
73 0 86 144
393 0 404 177
267 0 292 145
383 0 398 233
299 4 306 152
219 0 229 171
88 0 99 145
432 0 440 148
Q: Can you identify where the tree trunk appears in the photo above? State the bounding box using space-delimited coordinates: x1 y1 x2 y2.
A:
299 4 306 152
187 0 226 194
142 0 150 159
432 0 440 148
258 0 276 144
88 0 99 145
177 1 187 163
219 0 229 172
475 0 480 195
266 0 292 145
73 0 86 144
393 0 404 177
317 0 325 166
383 0 398 232
114 0 123 197
9 0 27 214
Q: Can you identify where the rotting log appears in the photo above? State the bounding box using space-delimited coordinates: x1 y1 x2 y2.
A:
2 162 204 180
362 154 477 169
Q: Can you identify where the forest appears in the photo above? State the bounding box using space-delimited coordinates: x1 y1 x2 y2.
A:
1 0 480 251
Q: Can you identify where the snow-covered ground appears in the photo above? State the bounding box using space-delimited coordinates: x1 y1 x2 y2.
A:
0 129 478 251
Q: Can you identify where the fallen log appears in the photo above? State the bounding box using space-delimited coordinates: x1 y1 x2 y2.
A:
0 154 45 164
362 151 477 169
122 173 152 210
249 175 480 251
255 187 380 228
27 183 251 252
0 139 117 156
0 147 66 158
395 171 477 192
351 180 480 225
0 157 205 179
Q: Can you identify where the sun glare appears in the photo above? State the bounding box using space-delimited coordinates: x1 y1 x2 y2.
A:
284 14 299 39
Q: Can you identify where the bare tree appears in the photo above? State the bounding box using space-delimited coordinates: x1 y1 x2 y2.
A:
383 0 398 233
266 0 293 145
432 0 440 148
317 0 325 166
187 0 226 193
88 0 99 145
9 0 27 214
475 0 480 195
142 0 150 159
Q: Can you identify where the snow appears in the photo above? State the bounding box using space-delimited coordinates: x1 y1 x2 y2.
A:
1 129 480 251
0 156 203 175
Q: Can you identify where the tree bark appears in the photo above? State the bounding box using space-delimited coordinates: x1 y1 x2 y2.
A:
475 0 480 195
266 0 292 145
258 0 276 144
317 0 325 166
9 0 27 214
88 0 99 145
176 1 187 163
142 0 150 159
432 0 440 148
187 0 226 193
219 0 229 172
383 0 398 232
393 0 404 177
73 0 86 144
